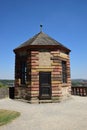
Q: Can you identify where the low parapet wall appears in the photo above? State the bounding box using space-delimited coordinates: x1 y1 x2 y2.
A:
0 87 9 99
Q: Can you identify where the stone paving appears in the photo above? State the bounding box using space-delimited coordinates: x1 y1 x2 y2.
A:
0 96 87 130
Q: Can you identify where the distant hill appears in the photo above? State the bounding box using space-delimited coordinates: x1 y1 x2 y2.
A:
0 79 87 87
72 79 87 82
0 79 14 87
72 79 87 86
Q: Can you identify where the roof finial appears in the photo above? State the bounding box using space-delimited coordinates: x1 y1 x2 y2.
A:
40 24 43 32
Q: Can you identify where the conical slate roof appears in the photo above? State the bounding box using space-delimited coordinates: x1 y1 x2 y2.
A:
14 32 70 51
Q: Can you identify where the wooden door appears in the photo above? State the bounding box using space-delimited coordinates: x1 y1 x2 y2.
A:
39 72 51 99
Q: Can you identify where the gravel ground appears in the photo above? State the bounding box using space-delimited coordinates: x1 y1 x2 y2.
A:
0 96 87 130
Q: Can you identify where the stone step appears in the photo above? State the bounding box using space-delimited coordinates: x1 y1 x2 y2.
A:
39 100 52 103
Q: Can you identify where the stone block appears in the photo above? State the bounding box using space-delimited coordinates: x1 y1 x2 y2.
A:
31 63 39 66
31 57 38 60
31 51 38 54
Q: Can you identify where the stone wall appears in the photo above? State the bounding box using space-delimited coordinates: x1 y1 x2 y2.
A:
0 87 9 99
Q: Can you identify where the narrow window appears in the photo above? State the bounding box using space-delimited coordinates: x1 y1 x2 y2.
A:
21 61 27 84
62 61 67 83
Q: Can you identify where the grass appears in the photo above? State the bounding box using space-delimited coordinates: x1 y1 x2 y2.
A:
0 109 20 126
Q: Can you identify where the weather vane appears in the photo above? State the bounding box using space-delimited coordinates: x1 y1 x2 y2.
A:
40 24 43 32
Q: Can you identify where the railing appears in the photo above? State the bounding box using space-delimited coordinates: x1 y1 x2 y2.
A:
71 86 87 96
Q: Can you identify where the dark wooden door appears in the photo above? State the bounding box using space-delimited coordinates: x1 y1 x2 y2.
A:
39 72 51 99
9 87 14 99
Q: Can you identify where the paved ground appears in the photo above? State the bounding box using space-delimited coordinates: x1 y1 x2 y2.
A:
0 96 87 130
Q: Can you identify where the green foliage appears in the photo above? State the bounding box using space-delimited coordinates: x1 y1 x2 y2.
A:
72 82 81 86
0 80 14 88
71 79 87 86
0 82 8 88
0 83 2 88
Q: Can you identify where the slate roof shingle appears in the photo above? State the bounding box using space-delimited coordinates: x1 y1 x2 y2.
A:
14 32 70 52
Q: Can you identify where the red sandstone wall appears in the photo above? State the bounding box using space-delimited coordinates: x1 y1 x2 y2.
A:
14 49 71 102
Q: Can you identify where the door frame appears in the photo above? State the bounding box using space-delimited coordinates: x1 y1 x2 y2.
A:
39 72 51 100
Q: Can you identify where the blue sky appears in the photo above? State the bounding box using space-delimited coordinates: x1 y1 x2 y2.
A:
0 0 87 79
